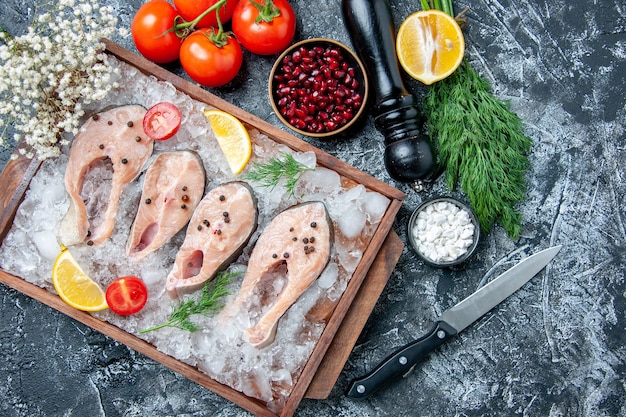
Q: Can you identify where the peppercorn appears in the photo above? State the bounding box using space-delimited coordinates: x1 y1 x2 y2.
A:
197 225 203 231
182 195 189 202
135 136 141 142
310 222 317 228
127 121 134 127
182 186 188 191
92 114 99 121
121 158 128 164
203 219 210 226
283 252 290 258
181 204 187 209
272 254 278 259
107 121 113 125
99 144 104 149
303 237 309 244
145 198 152 204
219 195 225 201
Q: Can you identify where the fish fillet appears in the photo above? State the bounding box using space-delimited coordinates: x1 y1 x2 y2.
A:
225 201 333 348
166 182 258 297
59 105 153 246
126 151 206 259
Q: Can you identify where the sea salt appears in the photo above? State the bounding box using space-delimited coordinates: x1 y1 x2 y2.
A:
0 56 391 413
411 200 476 263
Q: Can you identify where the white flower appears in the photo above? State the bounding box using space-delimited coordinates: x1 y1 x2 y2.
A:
0 0 119 160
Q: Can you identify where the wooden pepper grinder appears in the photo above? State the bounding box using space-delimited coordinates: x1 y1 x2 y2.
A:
342 0 436 190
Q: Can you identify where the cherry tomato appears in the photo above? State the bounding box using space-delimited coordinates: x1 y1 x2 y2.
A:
179 29 243 87
232 0 296 56
174 0 237 29
105 276 148 316
131 0 181 64
143 102 182 140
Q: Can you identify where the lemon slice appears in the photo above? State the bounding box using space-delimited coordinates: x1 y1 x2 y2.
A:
396 9 465 85
52 245 108 312
204 109 252 175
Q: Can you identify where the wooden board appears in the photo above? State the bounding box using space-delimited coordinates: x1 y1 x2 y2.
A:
0 40 405 417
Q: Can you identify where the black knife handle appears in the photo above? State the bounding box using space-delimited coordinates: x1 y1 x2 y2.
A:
345 321 457 400
341 0 437 184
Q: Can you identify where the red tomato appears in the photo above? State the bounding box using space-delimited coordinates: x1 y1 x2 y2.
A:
105 276 148 316
174 0 237 29
232 0 296 56
143 102 182 140
131 0 181 64
179 29 243 87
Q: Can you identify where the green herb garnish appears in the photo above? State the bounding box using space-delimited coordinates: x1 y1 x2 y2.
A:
421 0 532 239
140 271 237 333
242 152 314 196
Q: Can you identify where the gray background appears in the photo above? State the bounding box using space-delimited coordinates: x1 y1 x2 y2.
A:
1 0 625 416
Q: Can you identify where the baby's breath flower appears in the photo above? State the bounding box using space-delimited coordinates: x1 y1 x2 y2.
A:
0 0 119 160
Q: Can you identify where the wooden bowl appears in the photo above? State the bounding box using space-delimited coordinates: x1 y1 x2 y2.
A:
269 38 369 138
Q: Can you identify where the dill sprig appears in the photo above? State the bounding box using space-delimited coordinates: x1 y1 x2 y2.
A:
423 60 532 239
242 152 314 196
140 271 238 333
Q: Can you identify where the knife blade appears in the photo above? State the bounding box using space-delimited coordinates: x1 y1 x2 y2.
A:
345 245 562 400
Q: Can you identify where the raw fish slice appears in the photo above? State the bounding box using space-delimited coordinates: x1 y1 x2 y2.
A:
166 182 258 297
225 202 333 348
126 151 205 259
59 105 153 246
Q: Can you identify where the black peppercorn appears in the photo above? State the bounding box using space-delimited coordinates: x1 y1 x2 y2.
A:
92 114 99 121
310 222 317 228
121 158 128 164
181 204 187 209
127 121 134 127
283 253 290 258
219 195 225 201
145 198 152 204
272 254 278 259
197 225 203 231
99 144 104 149
107 121 113 125
135 136 141 142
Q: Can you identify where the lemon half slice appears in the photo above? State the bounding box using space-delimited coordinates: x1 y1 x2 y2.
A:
52 245 108 312
204 109 252 175
396 9 465 85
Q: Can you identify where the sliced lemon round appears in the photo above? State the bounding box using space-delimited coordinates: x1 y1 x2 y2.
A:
396 9 465 85
204 109 252 175
52 245 108 312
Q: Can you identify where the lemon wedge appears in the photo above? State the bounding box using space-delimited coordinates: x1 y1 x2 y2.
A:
396 9 465 85
204 109 252 175
52 245 108 312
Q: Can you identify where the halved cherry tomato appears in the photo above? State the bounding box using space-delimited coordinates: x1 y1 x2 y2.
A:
105 276 148 316
174 0 238 29
232 0 296 56
131 0 181 64
143 102 182 140
179 29 243 87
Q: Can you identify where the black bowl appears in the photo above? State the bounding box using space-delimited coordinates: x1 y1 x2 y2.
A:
407 197 480 268
269 38 369 138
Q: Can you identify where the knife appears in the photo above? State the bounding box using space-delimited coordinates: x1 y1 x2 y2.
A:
345 245 562 400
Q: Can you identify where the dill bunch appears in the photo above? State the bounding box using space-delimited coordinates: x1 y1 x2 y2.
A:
242 152 314 196
423 60 532 239
140 271 237 333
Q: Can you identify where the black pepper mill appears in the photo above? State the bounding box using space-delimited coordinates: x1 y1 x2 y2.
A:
342 0 436 190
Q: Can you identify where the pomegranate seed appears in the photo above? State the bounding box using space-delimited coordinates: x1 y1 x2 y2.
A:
272 43 364 134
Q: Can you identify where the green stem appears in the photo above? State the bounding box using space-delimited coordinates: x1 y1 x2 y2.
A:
248 0 281 23
172 0 227 36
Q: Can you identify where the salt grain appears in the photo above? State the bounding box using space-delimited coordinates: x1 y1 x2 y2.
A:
411 200 476 264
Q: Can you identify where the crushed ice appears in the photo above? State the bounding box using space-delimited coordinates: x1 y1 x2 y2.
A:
0 56 390 413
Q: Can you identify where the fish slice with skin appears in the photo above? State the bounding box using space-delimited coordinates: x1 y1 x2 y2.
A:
58 105 154 246
166 182 258 298
126 151 205 259
223 201 333 349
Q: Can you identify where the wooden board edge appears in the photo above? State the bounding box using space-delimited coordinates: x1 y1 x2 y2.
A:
304 229 403 399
